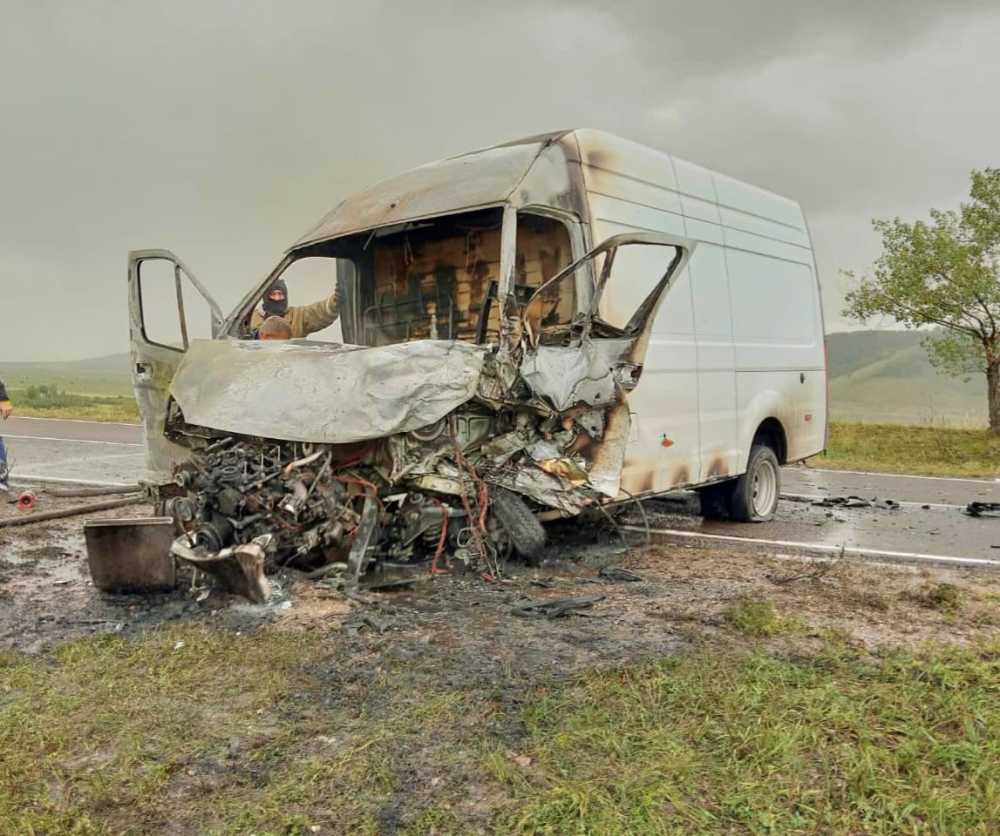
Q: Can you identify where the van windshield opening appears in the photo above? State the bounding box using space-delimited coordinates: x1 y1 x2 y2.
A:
287 208 577 347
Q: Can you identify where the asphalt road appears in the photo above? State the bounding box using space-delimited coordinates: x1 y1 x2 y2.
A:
4 416 145 485
4 417 999 564
683 466 1000 567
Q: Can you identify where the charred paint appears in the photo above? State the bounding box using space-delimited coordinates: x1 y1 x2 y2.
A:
671 465 691 488
705 456 728 479
621 467 656 496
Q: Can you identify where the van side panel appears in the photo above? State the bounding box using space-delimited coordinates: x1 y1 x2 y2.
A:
571 129 827 489
689 243 740 479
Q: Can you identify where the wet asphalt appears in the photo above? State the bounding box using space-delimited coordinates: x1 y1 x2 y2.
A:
4 416 144 484
5 417 999 561
663 465 1000 563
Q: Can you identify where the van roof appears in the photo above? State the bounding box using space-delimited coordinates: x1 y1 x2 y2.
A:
291 129 803 250
292 132 570 250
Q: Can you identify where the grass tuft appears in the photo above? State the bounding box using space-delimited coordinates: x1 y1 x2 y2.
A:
904 582 964 613
722 597 802 637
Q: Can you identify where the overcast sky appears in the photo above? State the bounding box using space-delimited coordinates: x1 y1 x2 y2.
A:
3 0 999 361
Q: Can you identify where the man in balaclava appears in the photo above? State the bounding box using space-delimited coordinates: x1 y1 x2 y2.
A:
250 278 339 339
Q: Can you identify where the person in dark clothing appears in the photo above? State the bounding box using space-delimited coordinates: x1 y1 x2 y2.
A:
0 377 10 491
250 279 339 339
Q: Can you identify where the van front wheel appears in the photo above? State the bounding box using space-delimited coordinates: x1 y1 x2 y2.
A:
729 444 780 522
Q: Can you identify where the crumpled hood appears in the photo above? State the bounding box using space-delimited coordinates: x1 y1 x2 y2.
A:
169 338 488 444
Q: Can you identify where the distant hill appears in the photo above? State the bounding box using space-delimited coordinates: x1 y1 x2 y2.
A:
4 353 133 398
824 330 924 377
825 330 986 427
5 352 130 372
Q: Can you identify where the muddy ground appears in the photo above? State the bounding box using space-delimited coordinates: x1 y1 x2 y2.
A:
2 489 999 661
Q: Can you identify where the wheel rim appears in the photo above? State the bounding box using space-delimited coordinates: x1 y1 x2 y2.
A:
751 458 778 518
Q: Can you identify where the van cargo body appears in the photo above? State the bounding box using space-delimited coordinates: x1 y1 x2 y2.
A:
128 129 827 588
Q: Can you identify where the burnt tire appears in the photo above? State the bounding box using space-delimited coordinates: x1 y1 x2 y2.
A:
697 482 732 519
728 443 781 522
490 487 546 565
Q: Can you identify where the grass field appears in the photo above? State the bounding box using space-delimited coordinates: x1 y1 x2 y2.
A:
815 421 1000 477
7 387 139 423
1 626 997 834
5 356 139 422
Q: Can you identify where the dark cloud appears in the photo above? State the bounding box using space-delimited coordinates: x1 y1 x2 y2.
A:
2 1 999 359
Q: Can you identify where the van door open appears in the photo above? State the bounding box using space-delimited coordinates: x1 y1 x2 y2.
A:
518 232 694 499
128 249 224 482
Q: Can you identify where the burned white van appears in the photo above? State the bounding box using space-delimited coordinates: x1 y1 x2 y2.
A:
129 129 826 592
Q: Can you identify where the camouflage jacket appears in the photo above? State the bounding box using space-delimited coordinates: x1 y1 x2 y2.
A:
250 291 339 339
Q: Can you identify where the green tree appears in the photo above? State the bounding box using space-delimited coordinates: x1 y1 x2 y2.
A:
843 169 1000 433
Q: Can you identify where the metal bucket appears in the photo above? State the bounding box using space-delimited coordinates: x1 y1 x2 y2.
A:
84 517 177 593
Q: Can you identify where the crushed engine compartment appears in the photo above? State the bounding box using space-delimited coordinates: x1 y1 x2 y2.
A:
162 383 616 599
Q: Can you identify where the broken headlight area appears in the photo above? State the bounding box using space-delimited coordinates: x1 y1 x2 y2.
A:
162 400 611 600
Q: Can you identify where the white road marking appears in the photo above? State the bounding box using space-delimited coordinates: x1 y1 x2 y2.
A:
26 453 145 472
8 416 141 428
802 467 999 485
3 434 143 448
10 475 138 488
621 525 1000 570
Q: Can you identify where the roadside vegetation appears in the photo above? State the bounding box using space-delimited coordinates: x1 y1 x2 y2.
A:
814 421 1000 477
2 621 998 833
496 642 1000 834
8 385 139 423
842 168 1000 434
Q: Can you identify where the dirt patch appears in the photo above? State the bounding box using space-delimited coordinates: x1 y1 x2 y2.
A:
270 582 352 632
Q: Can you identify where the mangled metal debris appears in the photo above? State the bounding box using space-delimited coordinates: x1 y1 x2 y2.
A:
598 565 643 582
809 496 900 510
966 502 1000 518
511 594 606 619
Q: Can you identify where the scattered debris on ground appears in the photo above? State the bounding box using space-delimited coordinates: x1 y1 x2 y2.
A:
598 564 643 582
785 494 902 510
966 501 1000 518
3 487 1000 655
511 594 606 619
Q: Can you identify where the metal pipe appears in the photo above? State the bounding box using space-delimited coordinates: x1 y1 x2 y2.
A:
45 484 142 499
0 496 145 528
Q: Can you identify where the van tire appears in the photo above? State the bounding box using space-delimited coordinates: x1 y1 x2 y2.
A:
697 483 731 519
728 444 781 522
490 487 546 565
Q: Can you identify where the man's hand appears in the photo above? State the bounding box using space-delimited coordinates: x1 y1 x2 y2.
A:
0 402 12 420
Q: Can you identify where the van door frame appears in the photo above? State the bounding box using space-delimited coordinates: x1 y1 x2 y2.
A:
128 249 224 483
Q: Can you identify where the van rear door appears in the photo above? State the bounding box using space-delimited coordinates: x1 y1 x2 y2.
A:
128 249 224 482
